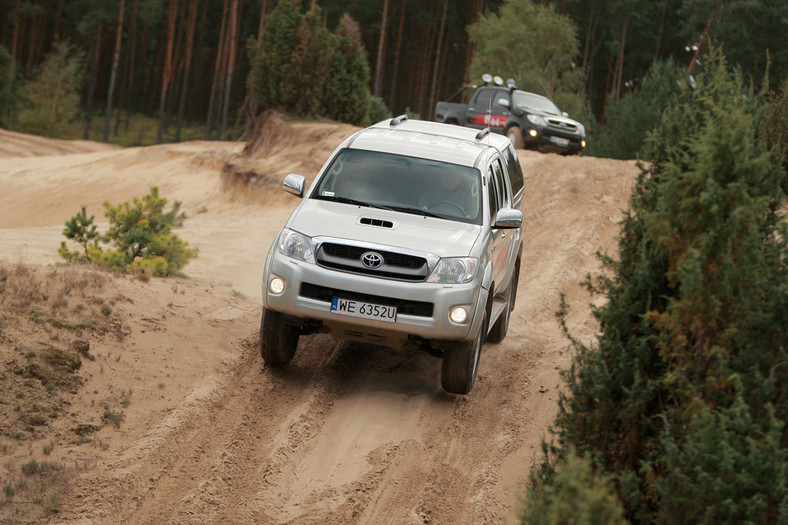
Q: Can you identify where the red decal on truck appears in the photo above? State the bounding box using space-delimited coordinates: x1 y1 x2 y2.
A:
470 114 507 128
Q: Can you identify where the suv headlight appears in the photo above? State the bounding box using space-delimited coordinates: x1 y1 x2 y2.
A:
276 228 315 263
526 114 547 127
427 257 478 284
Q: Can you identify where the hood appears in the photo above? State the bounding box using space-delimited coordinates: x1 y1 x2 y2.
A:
287 199 482 258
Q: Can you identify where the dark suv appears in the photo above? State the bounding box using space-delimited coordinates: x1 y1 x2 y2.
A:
435 76 587 155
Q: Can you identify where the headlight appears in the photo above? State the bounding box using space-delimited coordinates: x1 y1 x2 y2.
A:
427 257 478 284
526 114 547 127
576 123 586 136
276 228 315 263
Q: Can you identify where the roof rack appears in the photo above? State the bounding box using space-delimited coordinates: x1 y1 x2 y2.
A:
475 128 490 141
389 114 408 127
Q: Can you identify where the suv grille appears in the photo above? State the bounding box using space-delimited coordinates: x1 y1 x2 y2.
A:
547 119 578 132
317 243 429 281
299 283 434 317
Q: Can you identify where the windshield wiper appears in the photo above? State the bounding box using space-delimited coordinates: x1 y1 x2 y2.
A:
381 204 444 219
319 196 445 219
321 195 376 208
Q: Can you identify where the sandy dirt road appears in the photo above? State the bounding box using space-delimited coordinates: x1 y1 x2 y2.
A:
0 123 637 524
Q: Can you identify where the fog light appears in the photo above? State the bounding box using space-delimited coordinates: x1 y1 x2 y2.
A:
449 306 468 324
269 276 285 295
581 139 587 148
528 129 538 137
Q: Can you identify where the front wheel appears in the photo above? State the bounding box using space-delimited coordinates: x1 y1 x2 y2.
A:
506 126 524 149
440 309 488 394
260 307 299 366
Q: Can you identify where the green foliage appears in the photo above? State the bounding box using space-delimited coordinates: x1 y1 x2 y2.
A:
368 95 391 124
0 44 21 126
17 41 84 138
765 77 788 180
589 59 685 160
537 48 788 523
247 0 370 125
60 206 99 259
521 450 627 525
468 0 581 104
59 187 197 276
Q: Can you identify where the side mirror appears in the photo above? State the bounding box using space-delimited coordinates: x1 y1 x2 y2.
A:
283 174 306 197
562 112 569 117
494 208 522 229
497 98 510 108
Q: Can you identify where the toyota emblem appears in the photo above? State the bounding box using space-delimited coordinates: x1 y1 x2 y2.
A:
360 251 384 269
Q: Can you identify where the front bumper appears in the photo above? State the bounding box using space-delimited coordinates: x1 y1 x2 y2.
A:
524 126 585 154
263 250 487 347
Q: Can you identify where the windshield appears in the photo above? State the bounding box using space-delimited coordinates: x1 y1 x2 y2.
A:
312 148 482 224
511 91 562 116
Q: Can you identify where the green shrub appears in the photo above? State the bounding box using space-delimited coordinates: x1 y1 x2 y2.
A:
16 41 84 138
521 450 626 525
59 187 197 276
0 44 20 126
588 59 684 159
536 48 788 523
247 0 370 125
368 95 391 124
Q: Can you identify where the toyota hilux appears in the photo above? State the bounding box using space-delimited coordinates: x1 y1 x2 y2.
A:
261 116 524 394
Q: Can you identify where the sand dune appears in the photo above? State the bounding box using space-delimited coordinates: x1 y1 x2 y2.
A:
0 123 637 524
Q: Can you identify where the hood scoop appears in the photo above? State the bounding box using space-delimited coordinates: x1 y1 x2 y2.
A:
359 217 394 228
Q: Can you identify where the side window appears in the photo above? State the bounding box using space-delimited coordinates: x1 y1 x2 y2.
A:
505 146 524 197
492 158 509 209
487 166 499 221
493 92 510 110
474 89 495 110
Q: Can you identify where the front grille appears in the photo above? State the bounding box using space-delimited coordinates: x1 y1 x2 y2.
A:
300 283 434 317
317 243 429 281
547 119 578 132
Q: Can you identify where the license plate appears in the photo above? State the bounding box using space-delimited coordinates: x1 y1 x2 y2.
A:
331 298 397 323
550 136 570 147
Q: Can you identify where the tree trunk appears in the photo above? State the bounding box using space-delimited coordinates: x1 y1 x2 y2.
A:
206 0 229 139
428 0 449 120
157 0 179 144
373 0 390 98
389 0 407 113
463 0 482 86
220 0 239 139
687 2 720 83
83 27 102 140
176 0 199 142
256 0 268 48
613 17 627 102
104 0 125 143
118 0 138 134
10 0 20 58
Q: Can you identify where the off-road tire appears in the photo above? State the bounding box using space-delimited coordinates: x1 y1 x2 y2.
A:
506 126 524 149
440 309 488 394
260 307 299 367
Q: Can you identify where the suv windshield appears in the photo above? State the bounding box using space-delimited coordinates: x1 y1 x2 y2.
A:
312 148 482 224
511 91 562 116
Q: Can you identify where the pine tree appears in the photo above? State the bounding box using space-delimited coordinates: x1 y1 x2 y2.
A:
530 48 788 523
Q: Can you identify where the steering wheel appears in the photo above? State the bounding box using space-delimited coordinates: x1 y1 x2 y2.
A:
428 200 467 216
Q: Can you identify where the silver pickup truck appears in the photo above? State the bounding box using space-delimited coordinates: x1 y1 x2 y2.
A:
261 116 524 394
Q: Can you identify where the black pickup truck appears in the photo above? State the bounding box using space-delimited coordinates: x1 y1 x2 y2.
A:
434 75 587 155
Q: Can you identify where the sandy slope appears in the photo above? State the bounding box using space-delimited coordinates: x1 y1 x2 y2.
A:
0 124 637 524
